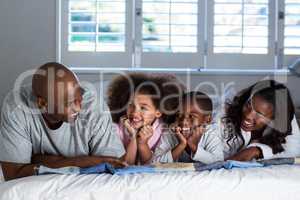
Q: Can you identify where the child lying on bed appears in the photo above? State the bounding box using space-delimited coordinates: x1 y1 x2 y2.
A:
153 91 224 164
107 73 184 165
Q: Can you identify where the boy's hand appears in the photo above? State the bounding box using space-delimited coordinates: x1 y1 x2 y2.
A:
187 125 206 153
120 116 137 138
175 127 187 147
137 125 153 144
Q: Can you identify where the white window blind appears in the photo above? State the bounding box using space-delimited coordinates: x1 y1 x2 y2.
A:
213 0 269 54
59 0 132 68
68 0 126 52
142 0 198 53
284 0 300 55
139 0 204 68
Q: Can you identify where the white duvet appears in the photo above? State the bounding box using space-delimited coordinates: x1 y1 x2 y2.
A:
1 165 300 200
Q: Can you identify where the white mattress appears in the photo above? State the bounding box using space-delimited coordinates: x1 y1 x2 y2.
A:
1 165 300 200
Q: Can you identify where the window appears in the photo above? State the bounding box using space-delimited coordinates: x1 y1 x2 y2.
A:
142 0 198 53
284 0 300 55
68 0 126 52
59 0 132 68
139 0 204 68
206 0 275 69
213 0 269 54
284 0 300 66
57 0 300 70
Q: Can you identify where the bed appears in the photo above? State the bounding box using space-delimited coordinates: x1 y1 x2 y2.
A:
1 164 300 200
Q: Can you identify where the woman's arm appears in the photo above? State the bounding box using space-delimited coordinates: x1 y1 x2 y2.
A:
226 147 262 161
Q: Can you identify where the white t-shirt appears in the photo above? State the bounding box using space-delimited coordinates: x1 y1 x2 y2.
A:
0 85 125 164
152 124 224 164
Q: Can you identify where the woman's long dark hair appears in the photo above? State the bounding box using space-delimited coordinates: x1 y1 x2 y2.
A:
223 80 295 154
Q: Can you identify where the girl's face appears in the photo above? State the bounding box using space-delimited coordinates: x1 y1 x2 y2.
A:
176 102 211 138
126 93 162 129
241 94 274 132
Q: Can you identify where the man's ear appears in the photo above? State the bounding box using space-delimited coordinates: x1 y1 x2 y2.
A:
36 97 47 109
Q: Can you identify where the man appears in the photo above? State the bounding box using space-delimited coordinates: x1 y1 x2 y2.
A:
0 62 125 181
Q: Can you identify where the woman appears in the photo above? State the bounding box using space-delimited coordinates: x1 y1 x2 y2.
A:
222 80 299 161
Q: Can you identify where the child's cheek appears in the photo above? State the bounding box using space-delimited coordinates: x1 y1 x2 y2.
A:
142 112 155 123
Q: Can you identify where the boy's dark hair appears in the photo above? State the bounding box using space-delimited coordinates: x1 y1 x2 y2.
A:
107 73 185 124
182 91 213 115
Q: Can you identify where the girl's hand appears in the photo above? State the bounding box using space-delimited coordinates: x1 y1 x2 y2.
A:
120 116 137 138
137 125 153 144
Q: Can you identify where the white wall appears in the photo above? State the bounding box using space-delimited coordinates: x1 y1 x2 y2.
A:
0 0 300 111
0 0 56 105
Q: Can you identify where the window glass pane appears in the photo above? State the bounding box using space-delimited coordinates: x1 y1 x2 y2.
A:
68 0 125 52
284 0 300 55
68 34 96 51
142 0 198 53
213 0 269 54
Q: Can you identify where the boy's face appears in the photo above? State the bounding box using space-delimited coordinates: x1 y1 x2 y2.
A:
126 93 162 129
176 101 211 138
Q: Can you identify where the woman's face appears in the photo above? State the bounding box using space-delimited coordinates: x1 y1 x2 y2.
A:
126 93 162 129
241 94 274 132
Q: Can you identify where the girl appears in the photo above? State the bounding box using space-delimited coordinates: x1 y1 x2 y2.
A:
153 91 224 164
107 73 184 165
222 79 300 161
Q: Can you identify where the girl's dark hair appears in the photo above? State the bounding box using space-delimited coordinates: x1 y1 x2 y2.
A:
223 79 295 154
107 73 185 124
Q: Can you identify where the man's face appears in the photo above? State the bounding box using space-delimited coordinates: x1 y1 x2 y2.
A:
62 83 83 122
43 82 83 123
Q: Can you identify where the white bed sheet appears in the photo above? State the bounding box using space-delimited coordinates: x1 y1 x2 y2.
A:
1 165 300 200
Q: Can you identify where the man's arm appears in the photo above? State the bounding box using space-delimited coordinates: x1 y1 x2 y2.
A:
2 155 125 181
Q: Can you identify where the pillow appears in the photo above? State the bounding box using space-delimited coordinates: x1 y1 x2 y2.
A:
0 164 4 183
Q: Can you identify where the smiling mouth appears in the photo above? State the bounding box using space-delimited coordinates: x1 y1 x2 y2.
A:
181 127 192 136
129 118 143 127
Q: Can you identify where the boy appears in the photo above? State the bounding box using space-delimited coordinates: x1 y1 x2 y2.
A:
153 91 224 164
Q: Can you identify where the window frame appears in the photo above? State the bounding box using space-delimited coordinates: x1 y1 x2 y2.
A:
57 0 300 70
138 0 205 69
58 0 133 68
282 0 300 67
206 0 277 69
